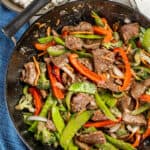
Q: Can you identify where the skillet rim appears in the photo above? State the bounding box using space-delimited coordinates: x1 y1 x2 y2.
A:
5 0 150 149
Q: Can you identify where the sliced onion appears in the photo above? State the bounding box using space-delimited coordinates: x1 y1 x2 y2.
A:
127 125 140 133
140 51 150 64
28 116 48 122
113 65 124 78
109 123 121 133
55 82 65 89
61 66 75 81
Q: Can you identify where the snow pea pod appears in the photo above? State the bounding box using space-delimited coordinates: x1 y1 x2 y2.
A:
131 103 150 115
65 91 73 111
29 95 54 132
38 36 53 44
74 34 103 39
91 11 104 27
69 81 97 94
52 104 65 134
95 92 116 121
53 36 65 46
105 134 136 150
60 111 92 149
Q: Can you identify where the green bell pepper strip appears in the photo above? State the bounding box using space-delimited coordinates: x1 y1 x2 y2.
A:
29 95 54 132
95 92 116 121
65 91 73 111
38 36 53 44
69 81 97 94
100 92 117 108
91 11 104 27
105 134 136 150
131 103 150 115
74 34 103 39
142 28 150 52
60 111 92 149
53 36 65 46
97 142 118 150
71 50 93 58
47 46 67 56
52 104 65 134
53 36 93 58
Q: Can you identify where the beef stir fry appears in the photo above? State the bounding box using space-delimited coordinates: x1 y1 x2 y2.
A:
15 11 150 150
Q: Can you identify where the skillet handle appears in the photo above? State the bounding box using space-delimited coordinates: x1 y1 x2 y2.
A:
2 0 50 38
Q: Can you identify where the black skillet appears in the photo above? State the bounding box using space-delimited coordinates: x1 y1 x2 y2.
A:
6 0 150 149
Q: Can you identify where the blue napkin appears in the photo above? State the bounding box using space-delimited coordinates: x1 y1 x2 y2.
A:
0 4 28 150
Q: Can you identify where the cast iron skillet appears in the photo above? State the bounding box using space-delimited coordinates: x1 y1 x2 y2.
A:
6 0 150 149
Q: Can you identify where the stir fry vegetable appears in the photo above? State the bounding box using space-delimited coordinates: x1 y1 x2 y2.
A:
16 10 150 150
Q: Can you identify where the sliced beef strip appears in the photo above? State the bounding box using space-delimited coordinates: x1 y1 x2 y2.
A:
122 112 146 126
46 120 56 131
131 78 150 100
91 110 108 121
98 76 119 92
119 95 134 112
78 58 93 71
120 23 139 44
75 138 91 150
92 48 115 73
21 62 37 86
62 21 93 33
78 131 106 145
83 42 100 50
50 53 69 68
71 93 96 112
65 35 84 50
83 39 101 50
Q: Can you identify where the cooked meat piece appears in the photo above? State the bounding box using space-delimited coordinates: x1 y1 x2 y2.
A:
92 48 115 73
83 42 100 50
119 95 133 112
120 23 139 43
78 131 106 145
71 93 95 112
76 22 93 32
131 78 150 100
62 21 93 33
46 120 56 131
50 53 69 67
75 138 91 150
21 62 37 86
122 112 146 126
78 58 93 70
91 110 108 121
87 97 98 110
65 35 84 50
98 77 119 92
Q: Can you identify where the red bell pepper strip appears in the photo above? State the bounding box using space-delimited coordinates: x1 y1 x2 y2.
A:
47 64 64 99
28 87 43 115
69 54 105 84
143 118 150 140
34 40 56 51
132 132 141 148
93 18 113 43
53 65 62 82
139 94 150 103
114 47 132 91
93 26 108 35
84 118 121 128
